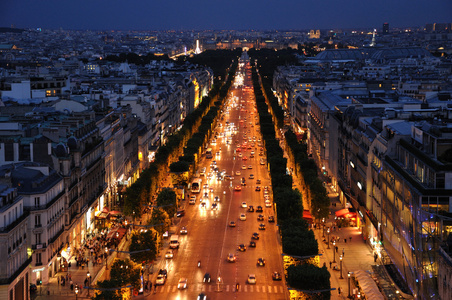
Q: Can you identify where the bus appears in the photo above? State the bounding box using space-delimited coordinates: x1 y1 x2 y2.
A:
206 148 213 159
191 178 202 194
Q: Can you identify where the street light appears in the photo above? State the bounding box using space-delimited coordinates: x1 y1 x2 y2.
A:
332 241 336 263
87 272 91 296
327 228 330 249
348 272 351 298
339 255 344 279
105 247 109 270
75 286 79 300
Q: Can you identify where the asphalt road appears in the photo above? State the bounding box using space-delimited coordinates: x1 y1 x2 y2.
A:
148 54 287 300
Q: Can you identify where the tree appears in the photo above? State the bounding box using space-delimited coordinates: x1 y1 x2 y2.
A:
156 189 178 217
92 279 123 300
286 264 331 300
148 208 171 236
109 258 141 292
129 229 158 265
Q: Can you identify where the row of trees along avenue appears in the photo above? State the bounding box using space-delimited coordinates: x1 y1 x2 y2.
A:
249 48 331 300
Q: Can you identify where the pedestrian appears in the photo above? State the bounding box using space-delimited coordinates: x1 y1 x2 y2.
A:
329 261 332 268
349 236 352 242
336 246 338 253
344 238 347 243
374 253 378 262
338 287 342 294
342 248 345 257
58 276 60 285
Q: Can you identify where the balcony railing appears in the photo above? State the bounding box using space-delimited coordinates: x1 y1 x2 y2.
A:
31 243 46 250
0 211 29 233
0 256 32 285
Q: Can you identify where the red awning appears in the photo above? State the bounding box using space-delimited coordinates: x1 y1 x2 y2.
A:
303 210 313 220
335 209 350 217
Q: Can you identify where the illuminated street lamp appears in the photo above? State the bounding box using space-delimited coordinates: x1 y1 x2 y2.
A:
87 272 91 296
332 241 336 263
75 286 79 300
339 255 344 279
105 247 109 270
348 272 351 298
327 228 330 249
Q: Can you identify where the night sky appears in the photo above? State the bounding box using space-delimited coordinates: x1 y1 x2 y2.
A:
1 0 451 31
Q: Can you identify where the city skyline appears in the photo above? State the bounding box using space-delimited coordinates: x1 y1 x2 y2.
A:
1 0 451 31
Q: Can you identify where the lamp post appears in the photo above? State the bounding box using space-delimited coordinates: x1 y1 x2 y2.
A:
332 241 336 263
327 228 331 249
87 272 91 296
348 272 351 298
339 255 344 279
322 218 325 238
105 247 108 270
75 286 79 300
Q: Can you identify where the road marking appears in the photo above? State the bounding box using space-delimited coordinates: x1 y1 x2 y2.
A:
280 286 284 293
250 285 253 292
268 285 272 293
208 285 213 292
226 285 230 292
168 286 173 293
244 285 247 292
256 285 260 292
274 286 278 293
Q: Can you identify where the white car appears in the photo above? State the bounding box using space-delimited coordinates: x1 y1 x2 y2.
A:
240 213 247 221
180 226 188 235
235 171 241 176
265 200 272 207
165 250 174 259
247 274 256 284
248 165 252 169
242 165 247 170
241 202 247 208
178 278 188 289
189 195 197 204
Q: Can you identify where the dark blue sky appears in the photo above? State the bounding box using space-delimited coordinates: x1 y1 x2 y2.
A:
1 0 451 30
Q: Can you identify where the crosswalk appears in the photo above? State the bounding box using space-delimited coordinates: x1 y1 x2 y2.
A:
154 284 285 293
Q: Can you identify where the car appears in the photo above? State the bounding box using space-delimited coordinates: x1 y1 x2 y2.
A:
238 153 243 158
176 209 185 217
241 179 246 186
235 171 241 176
256 179 261 184
158 269 168 277
200 202 207 209
211 203 218 210
238 244 247 252
241 202 247 208
252 232 260 240
30 284 37 293
249 241 256 247
178 278 188 289
203 273 211 283
235 185 242 191
214 196 220 202
248 206 254 212
248 165 253 169
257 258 266 266
268 216 275 223
240 213 246 221
272 271 282 281
259 152 264 157
250 154 254 158
251 150 255 155
229 221 236 227
265 200 272 207
242 156 248 161
227 253 236 262
259 223 266 230
155 274 166 285
257 214 264 221
165 250 174 259
249 174 254 179
242 165 247 170
189 196 196 204
197 292 207 300
255 186 261 191
180 226 188 235
247 274 256 284
256 206 263 212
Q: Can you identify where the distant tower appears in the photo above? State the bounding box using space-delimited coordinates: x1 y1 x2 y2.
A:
370 29 377 47
195 40 202 55
382 23 389 35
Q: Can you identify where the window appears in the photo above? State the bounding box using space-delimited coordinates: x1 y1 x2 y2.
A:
35 233 41 244
36 252 42 264
35 214 41 227
34 197 40 207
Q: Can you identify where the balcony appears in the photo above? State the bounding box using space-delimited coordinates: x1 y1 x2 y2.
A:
0 256 32 285
0 211 29 233
31 243 47 250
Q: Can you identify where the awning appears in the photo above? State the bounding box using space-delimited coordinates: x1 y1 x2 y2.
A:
335 209 350 217
354 270 384 300
303 210 313 221
95 212 109 219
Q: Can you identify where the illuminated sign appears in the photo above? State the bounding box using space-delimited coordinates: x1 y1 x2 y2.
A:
33 267 45 273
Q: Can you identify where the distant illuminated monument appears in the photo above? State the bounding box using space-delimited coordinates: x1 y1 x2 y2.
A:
370 29 377 47
195 40 202 55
